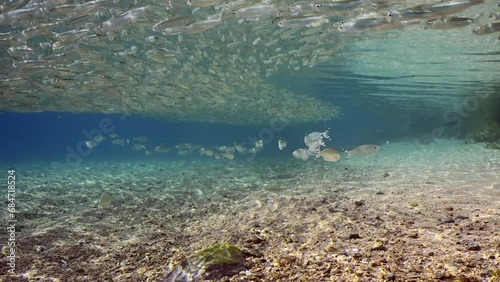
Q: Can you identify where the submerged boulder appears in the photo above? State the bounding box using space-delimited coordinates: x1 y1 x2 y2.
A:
163 244 247 282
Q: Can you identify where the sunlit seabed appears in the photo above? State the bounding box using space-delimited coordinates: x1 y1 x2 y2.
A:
5 140 499 221
6 139 500 205
1 140 500 280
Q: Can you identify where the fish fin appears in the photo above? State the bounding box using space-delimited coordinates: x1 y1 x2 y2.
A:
475 13 488 26
107 32 116 41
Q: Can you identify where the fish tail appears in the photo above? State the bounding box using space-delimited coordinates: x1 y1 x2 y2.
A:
475 13 488 25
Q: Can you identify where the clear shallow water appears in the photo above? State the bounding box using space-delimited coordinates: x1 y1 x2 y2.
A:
1 0 500 280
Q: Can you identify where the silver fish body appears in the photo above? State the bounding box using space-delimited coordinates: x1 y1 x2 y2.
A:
339 17 393 32
345 145 380 158
0 7 38 24
274 15 329 28
424 16 475 29
233 4 278 19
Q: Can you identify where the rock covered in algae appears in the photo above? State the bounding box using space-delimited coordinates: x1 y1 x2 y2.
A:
163 244 247 282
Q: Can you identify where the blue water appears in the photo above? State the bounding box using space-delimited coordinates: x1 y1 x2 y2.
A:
0 97 409 165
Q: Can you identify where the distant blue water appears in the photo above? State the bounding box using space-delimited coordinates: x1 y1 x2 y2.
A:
0 102 409 165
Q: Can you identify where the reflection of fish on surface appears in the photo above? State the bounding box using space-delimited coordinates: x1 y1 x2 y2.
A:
320 148 341 162
344 145 380 158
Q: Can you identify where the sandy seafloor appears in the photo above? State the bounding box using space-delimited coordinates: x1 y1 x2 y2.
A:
1 140 499 282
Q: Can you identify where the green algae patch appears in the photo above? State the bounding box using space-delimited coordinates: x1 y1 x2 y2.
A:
163 244 247 281
189 244 246 280
192 244 244 266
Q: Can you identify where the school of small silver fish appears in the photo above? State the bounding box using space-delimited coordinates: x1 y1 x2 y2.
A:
292 130 380 162
84 132 268 160
1 0 498 124
293 129 333 161
83 129 382 162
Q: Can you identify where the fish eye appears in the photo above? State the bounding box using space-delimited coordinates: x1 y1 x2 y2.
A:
426 21 431 25
315 4 321 8
233 11 236 15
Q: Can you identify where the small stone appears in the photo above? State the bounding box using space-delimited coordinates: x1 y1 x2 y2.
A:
428 251 435 256
241 247 263 258
371 241 386 251
354 200 365 207
444 206 453 211
348 233 362 239
245 235 265 244
35 245 47 253
439 218 455 224
345 248 362 258
467 242 481 251
408 232 418 238
2 246 10 255
408 202 418 208
386 273 396 281
278 254 296 265
435 272 445 280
